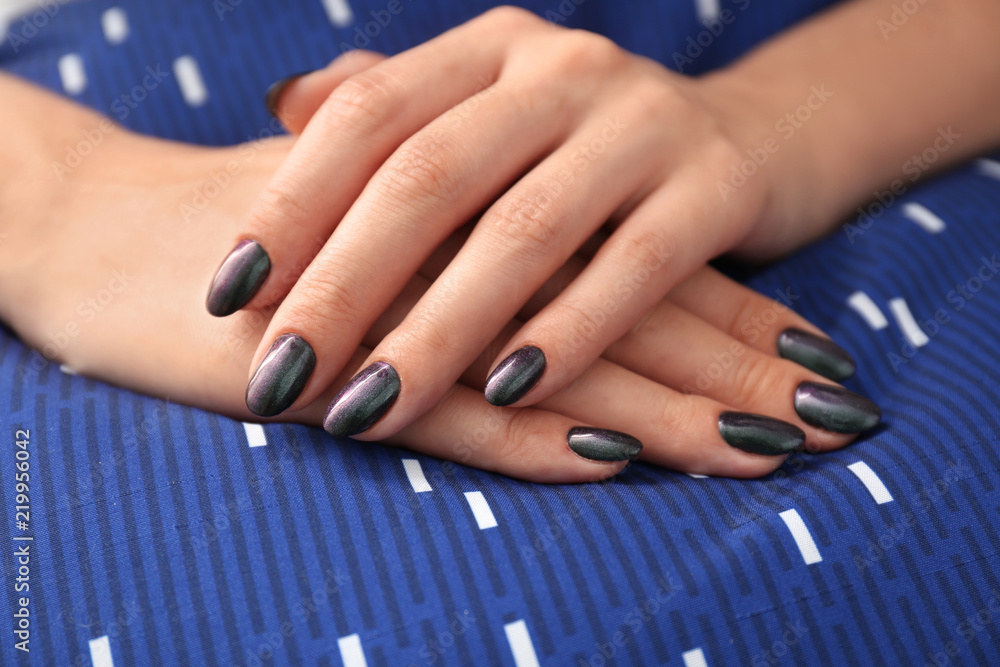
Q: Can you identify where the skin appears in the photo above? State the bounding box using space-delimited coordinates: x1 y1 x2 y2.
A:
226 1 1000 446
0 74 857 483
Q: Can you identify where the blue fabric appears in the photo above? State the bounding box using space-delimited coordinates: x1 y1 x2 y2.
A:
2 1 999 665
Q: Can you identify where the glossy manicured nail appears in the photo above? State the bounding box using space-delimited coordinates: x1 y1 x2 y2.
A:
718 412 805 455
206 239 270 317
324 362 400 437
484 345 546 406
777 328 856 381
265 70 314 118
567 427 643 462
245 334 316 417
794 381 881 433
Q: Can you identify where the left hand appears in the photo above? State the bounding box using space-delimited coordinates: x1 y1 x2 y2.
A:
209 7 798 440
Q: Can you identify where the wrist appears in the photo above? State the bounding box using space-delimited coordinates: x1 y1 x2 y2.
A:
691 68 830 258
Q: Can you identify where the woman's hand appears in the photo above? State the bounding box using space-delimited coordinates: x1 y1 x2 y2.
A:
208 7 795 443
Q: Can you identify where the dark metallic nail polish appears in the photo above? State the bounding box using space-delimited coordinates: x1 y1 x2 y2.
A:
793 381 881 434
265 70 314 118
324 362 400 437
245 334 316 417
718 412 805 455
206 239 270 317
484 345 546 406
777 328 856 381
567 427 643 462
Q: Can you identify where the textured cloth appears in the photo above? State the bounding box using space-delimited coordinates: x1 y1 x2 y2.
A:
2 1 999 665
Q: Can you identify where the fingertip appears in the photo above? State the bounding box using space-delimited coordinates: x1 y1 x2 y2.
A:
777 328 857 381
793 381 882 434
267 51 390 133
322 361 401 437
484 344 546 406
265 70 316 120
206 239 271 317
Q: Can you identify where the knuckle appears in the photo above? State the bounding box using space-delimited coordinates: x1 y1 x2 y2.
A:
285 276 365 332
252 185 311 231
657 392 699 445
384 317 459 364
729 352 782 409
324 70 398 129
499 408 548 467
486 192 560 256
378 142 463 204
723 290 767 342
556 298 605 349
554 29 625 73
633 79 685 115
609 229 674 279
482 5 542 29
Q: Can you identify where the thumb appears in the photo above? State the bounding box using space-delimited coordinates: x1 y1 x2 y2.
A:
265 50 389 134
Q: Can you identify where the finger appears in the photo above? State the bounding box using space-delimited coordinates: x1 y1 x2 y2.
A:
256 335 635 484
668 266 858 380
604 298 881 451
386 384 634 483
247 63 573 419
205 7 548 319
537 359 799 478
349 266 803 478
485 158 735 409
327 107 657 439
266 50 389 133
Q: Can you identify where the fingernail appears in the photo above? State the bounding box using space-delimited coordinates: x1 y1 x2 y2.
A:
245 334 316 417
567 427 643 462
206 239 270 317
777 328 856 381
484 345 546 406
324 362 400 437
794 381 881 433
718 412 805 455
265 70 315 118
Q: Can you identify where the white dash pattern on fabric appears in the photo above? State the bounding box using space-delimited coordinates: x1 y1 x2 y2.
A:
465 491 498 530
402 459 432 493
173 55 209 107
847 461 894 504
505 620 541 667
779 509 822 565
889 297 929 348
847 291 889 330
